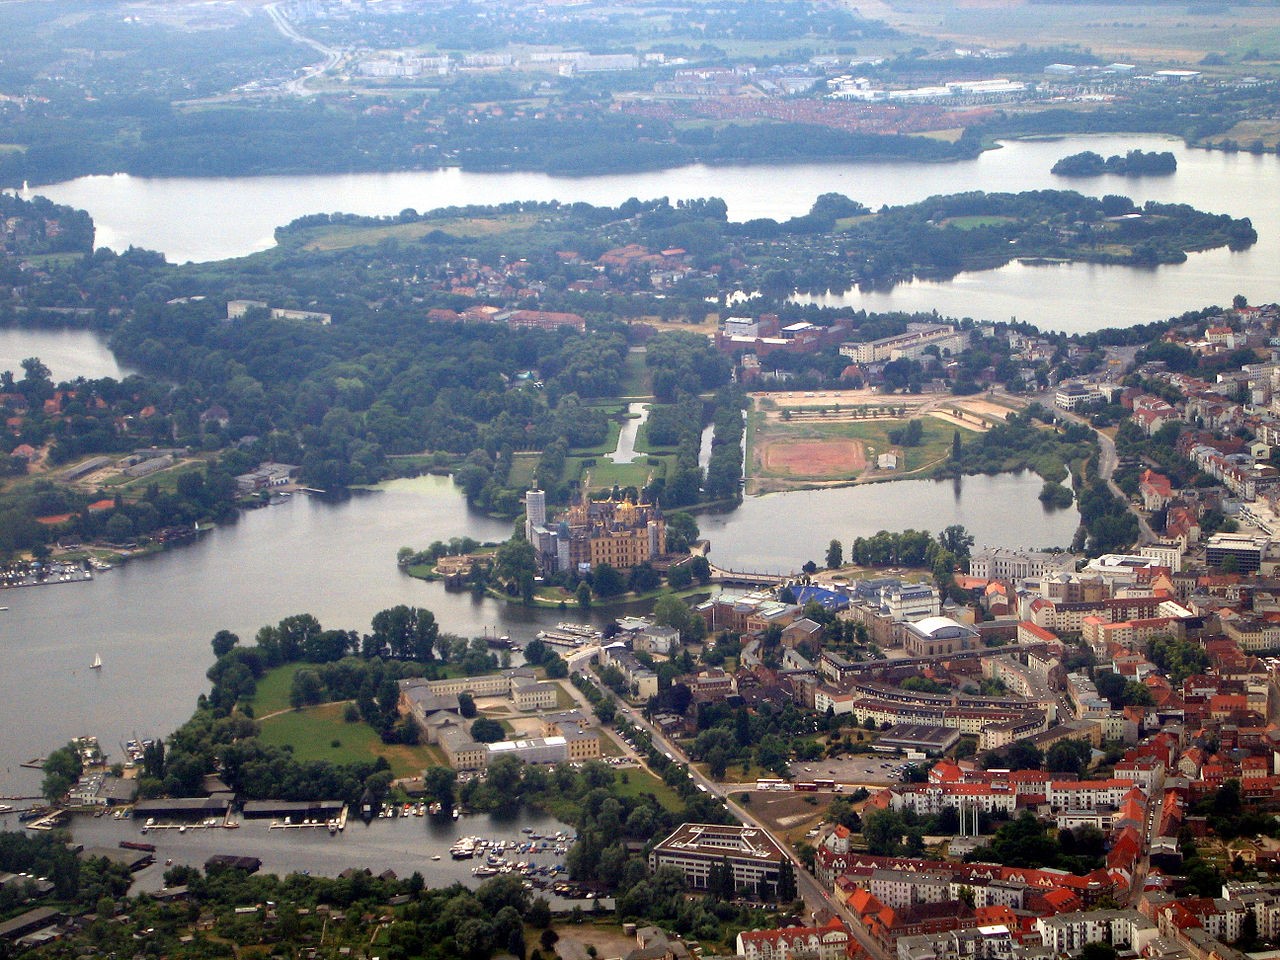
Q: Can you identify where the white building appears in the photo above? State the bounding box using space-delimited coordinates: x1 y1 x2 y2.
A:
1047 779 1132 812
1036 910 1157 954
650 824 786 898
969 548 1079 580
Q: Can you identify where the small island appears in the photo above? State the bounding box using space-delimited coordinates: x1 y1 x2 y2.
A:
1051 149 1177 177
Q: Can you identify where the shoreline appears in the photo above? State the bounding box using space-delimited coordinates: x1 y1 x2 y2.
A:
6 130 1193 196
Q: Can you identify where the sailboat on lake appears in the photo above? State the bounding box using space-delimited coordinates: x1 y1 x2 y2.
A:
90 654 102 670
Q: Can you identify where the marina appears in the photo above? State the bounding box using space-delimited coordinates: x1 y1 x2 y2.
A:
57 806 607 904
0 561 95 589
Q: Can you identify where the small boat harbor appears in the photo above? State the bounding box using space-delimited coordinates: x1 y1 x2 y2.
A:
0 558 107 590
52 804 604 903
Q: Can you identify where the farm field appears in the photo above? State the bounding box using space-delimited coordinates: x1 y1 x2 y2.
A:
875 0 1280 64
299 213 539 251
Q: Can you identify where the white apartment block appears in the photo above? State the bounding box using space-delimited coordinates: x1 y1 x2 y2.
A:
840 324 967 364
1047 779 1132 812
1036 910 1157 954
890 785 1018 817
870 869 952 909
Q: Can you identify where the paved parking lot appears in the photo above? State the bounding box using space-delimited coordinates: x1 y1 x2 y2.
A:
791 753 913 787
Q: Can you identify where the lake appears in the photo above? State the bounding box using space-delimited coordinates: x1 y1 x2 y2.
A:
1 807 597 904
0 468 1074 799
699 471 1080 571
0 327 135 383
21 134 1280 333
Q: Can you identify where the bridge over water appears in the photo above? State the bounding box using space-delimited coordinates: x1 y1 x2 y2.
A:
705 564 792 587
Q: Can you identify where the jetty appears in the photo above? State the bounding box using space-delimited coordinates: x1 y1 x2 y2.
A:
24 810 67 831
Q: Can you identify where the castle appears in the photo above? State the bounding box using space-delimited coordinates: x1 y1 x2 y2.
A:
525 488 665 575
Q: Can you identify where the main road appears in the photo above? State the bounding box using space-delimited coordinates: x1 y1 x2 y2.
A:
606 696 891 960
264 2 344 95
1033 391 1158 546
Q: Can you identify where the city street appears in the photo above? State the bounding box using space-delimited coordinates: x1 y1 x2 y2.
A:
611 699 891 960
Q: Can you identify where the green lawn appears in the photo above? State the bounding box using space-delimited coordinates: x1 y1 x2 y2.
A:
569 455 671 492
507 452 539 489
299 212 539 251
620 350 653 398
249 663 306 716
256 701 443 777
611 768 683 811
17 252 80 267
943 215 1016 230
696 759 777 784
552 682 577 709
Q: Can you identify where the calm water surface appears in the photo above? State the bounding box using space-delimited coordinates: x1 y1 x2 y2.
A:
700 472 1079 571
0 807 590 900
0 327 134 382
22 134 1280 332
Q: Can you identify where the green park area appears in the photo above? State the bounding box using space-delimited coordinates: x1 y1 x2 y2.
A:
248 662 306 715
256 701 445 778
610 768 683 812
620 350 654 397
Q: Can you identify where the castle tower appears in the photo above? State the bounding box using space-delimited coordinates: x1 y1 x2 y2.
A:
525 488 546 542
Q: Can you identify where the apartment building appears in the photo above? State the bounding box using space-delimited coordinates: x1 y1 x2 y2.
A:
1036 910 1158 954
1047 779 1132 812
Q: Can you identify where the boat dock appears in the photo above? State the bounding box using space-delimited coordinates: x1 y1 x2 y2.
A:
0 563 94 589
267 803 347 833
141 820 230 833
535 622 602 650
24 810 67 831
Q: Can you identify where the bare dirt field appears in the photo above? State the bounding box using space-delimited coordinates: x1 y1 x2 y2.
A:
737 791 830 843
553 924 639 960
755 388 925 409
950 397 1021 420
760 438 867 477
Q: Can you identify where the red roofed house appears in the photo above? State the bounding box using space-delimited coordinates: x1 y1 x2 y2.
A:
1139 470 1174 511
736 917 853 960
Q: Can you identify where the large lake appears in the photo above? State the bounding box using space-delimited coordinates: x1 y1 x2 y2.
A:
21 134 1280 333
0 470 1075 799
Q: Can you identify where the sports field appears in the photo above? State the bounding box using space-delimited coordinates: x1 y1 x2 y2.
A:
759 438 868 478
